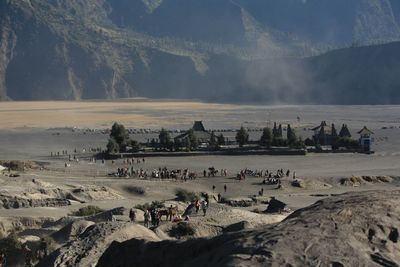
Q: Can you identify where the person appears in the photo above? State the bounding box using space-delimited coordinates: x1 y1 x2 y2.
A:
195 200 201 213
204 193 209 208
217 193 222 202
224 184 227 193
129 208 136 222
212 185 216 192
203 170 207 177
293 171 296 180
202 200 208 216
0 253 6 267
184 215 190 221
39 237 48 259
23 244 33 267
144 209 151 228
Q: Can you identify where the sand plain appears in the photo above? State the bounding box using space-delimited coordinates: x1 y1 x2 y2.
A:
0 100 399 266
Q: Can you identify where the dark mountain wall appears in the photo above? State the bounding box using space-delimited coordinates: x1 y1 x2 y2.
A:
1 0 400 104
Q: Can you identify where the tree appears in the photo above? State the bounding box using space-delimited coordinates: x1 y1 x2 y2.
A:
331 123 338 137
287 124 297 146
107 138 119 153
278 124 283 138
159 128 171 150
272 122 278 138
187 129 198 150
259 127 272 148
174 139 182 151
217 133 225 146
236 126 249 147
339 124 351 138
110 122 130 152
209 131 217 150
130 140 140 152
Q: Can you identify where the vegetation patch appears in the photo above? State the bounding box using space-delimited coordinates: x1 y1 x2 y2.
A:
170 222 196 238
135 201 164 211
175 189 200 202
123 186 146 196
70 205 105 217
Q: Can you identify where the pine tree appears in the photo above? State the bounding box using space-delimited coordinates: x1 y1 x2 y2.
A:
287 124 297 146
187 129 198 150
159 128 171 149
278 124 283 138
236 126 249 147
217 133 225 146
209 131 217 149
259 127 272 148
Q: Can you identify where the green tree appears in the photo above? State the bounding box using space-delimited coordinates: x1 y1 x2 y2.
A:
174 139 182 151
109 122 130 152
159 128 171 150
187 129 198 150
259 127 272 148
209 131 217 150
287 124 297 146
107 138 120 153
217 133 225 146
130 140 140 152
236 126 249 147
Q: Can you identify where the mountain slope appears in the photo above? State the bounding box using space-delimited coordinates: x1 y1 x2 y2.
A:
1 0 400 103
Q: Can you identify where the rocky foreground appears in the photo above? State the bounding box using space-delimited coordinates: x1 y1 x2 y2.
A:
97 190 400 267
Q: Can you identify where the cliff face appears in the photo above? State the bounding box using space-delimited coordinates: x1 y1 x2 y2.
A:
1 0 400 103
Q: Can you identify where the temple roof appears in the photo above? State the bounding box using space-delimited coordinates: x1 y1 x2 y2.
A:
358 126 374 135
192 121 206 132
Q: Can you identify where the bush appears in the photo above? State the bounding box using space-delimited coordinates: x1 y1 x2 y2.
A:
70 205 104 216
124 186 146 195
135 201 164 211
170 222 196 238
175 189 199 202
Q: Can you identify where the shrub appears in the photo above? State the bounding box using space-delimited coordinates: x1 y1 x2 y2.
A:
135 201 164 211
70 205 104 216
170 222 196 238
124 186 146 195
175 189 199 202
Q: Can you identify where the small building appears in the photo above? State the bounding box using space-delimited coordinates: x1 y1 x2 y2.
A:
174 121 211 144
358 126 374 152
312 121 337 146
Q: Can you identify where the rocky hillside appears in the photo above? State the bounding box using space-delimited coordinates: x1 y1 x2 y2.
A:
1 0 400 103
98 190 400 267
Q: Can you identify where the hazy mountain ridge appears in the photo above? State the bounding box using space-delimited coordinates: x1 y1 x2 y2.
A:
1 0 400 103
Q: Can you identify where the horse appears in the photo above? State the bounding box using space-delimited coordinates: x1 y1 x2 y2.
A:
158 206 178 221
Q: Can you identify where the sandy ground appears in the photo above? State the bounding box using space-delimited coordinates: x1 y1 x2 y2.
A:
0 101 399 227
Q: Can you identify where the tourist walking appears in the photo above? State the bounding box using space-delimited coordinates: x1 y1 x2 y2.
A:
195 200 201 213
202 200 208 216
144 209 151 228
224 184 227 193
129 208 136 222
23 244 33 267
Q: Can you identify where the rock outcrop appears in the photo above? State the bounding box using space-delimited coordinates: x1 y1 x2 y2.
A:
97 190 400 267
38 222 160 267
